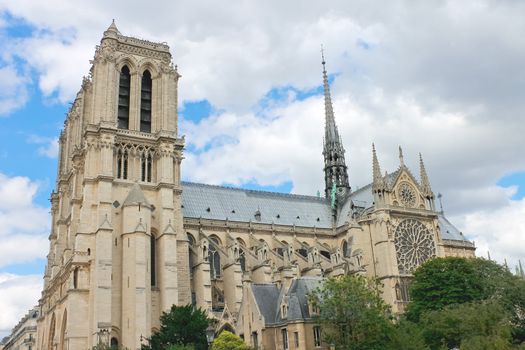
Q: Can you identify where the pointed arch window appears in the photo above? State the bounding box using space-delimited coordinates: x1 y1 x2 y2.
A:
342 240 350 258
188 233 195 276
140 153 153 182
150 234 156 286
140 70 152 133
118 66 131 129
117 149 129 180
209 236 221 279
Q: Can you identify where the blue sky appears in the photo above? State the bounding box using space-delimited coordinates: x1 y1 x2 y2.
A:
1 1 524 336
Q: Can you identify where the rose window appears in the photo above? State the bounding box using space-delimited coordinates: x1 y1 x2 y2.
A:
399 182 417 207
394 219 436 274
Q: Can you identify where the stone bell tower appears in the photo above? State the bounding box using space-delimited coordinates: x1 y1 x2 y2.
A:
37 21 189 350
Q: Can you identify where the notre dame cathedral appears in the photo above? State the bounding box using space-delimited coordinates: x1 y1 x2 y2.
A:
35 22 475 350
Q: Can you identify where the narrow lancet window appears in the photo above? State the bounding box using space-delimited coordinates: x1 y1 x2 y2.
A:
140 152 153 182
118 66 130 129
140 70 152 133
151 234 156 286
117 149 128 180
141 154 146 182
147 154 152 182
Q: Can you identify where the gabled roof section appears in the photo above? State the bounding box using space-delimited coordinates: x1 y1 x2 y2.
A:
251 283 280 323
123 182 151 208
438 214 469 241
181 182 332 228
251 277 324 326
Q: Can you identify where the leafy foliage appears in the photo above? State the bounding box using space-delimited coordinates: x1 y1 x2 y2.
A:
310 274 393 349
142 304 210 350
211 331 250 350
406 257 525 344
421 300 513 350
388 320 429 350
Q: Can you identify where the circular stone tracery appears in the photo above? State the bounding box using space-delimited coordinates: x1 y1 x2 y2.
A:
394 219 436 274
399 182 417 207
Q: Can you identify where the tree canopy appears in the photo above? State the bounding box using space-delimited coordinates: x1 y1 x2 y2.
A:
310 258 525 349
142 304 210 350
310 274 393 349
211 331 250 350
406 257 525 343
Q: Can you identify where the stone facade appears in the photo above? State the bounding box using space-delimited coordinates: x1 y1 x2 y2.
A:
3 307 39 350
35 23 475 350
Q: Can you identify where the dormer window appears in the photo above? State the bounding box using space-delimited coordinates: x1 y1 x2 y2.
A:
281 302 289 318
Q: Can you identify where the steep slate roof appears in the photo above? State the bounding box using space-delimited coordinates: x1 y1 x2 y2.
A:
181 182 333 228
276 277 324 323
251 284 280 323
180 181 470 243
438 214 467 241
250 277 324 326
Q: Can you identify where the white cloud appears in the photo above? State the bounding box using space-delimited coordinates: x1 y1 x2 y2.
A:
28 135 59 158
0 0 523 281
452 195 525 270
0 173 50 267
0 65 29 116
0 273 42 338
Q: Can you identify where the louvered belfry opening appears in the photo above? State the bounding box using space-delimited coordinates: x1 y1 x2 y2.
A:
118 65 131 129
140 70 152 133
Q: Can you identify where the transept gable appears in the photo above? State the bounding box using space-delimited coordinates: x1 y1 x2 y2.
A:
390 168 426 210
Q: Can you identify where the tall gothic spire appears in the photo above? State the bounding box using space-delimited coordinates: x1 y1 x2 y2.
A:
419 153 434 197
321 47 350 199
372 144 385 192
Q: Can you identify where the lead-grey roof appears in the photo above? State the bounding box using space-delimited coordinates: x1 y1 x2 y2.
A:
181 181 471 242
438 214 467 241
181 182 333 228
276 277 323 323
251 284 280 323
251 277 324 326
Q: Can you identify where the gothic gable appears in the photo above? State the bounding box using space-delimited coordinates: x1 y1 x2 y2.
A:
390 169 426 210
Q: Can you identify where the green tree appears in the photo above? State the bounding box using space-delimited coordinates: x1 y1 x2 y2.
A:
310 275 393 350
406 257 512 320
211 331 250 350
406 257 525 344
142 304 210 350
388 320 429 350
420 300 513 350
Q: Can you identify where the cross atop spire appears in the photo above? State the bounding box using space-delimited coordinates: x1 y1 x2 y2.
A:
321 48 350 200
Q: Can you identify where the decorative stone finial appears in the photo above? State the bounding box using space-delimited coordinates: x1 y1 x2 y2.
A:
419 153 434 198
103 19 120 38
372 144 385 192
398 146 405 167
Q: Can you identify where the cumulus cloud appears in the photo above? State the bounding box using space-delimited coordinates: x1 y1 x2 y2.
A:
0 65 29 116
27 135 59 158
452 194 525 270
0 0 523 286
0 173 50 266
0 273 42 338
